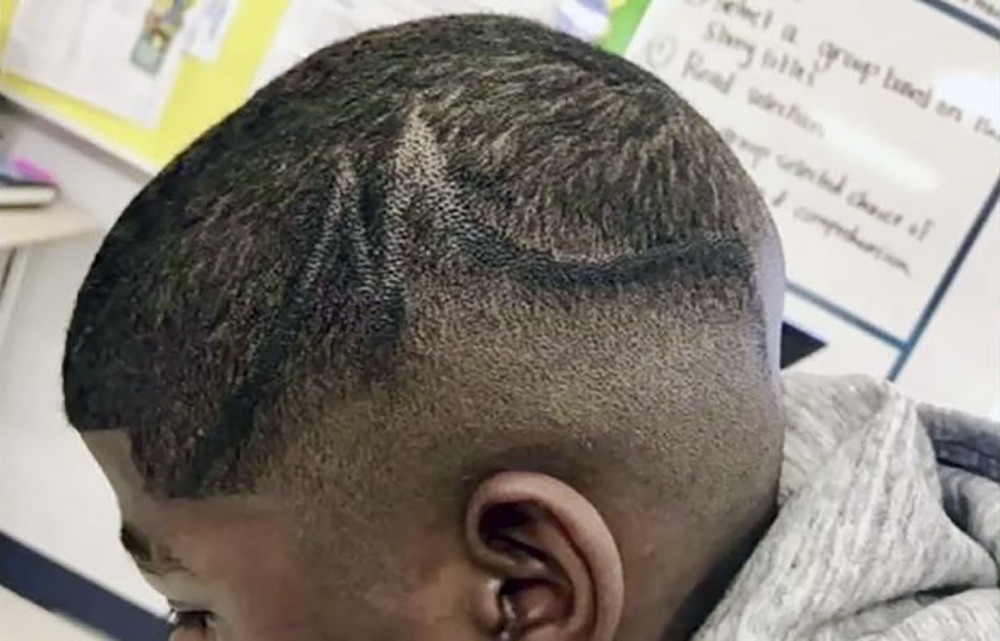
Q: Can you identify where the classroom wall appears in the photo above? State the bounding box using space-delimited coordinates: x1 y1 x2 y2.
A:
0 107 166 614
897 209 999 417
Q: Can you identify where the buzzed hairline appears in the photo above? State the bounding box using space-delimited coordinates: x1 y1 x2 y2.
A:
63 16 781 514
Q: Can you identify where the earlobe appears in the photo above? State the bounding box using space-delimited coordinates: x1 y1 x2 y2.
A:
465 472 623 640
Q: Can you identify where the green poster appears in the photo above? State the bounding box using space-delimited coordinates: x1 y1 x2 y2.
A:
602 0 654 55
557 0 654 55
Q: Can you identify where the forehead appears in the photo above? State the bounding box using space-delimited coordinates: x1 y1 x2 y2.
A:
81 430 295 563
79 429 416 638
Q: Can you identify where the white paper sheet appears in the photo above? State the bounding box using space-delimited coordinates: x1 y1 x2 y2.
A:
251 0 561 93
184 0 240 62
1 0 192 128
625 0 999 378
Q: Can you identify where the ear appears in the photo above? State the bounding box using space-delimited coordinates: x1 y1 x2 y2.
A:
465 472 623 641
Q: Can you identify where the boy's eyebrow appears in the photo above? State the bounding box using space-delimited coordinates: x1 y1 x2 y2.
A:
119 522 188 575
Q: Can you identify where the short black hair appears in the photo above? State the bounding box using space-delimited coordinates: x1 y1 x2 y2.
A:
64 14 781 526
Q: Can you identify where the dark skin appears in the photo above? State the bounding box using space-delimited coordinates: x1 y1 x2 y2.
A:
77 280 786 641
65 20 789 637
83 430 626 641
78 294 785 641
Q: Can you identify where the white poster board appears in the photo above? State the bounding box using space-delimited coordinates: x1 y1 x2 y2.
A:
624 0 999 404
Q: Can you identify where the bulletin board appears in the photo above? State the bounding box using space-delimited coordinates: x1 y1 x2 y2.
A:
0 1 289 172
0 1 652 173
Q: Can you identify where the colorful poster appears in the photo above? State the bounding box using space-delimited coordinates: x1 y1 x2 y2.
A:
1 0 193 127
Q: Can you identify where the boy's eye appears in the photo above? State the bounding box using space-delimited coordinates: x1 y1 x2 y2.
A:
169 609 216 639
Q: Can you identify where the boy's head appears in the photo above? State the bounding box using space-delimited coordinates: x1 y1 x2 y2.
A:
63 16 785 641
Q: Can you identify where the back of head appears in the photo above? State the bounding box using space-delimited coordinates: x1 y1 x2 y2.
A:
64 15 784 640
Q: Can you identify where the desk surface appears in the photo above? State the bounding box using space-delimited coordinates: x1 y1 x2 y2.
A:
1 202 102 249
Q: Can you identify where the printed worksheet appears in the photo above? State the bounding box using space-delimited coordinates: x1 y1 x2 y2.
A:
183 0 240 62
1 0 192 127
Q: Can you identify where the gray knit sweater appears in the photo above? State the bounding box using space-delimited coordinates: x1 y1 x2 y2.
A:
697 374 1000 640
